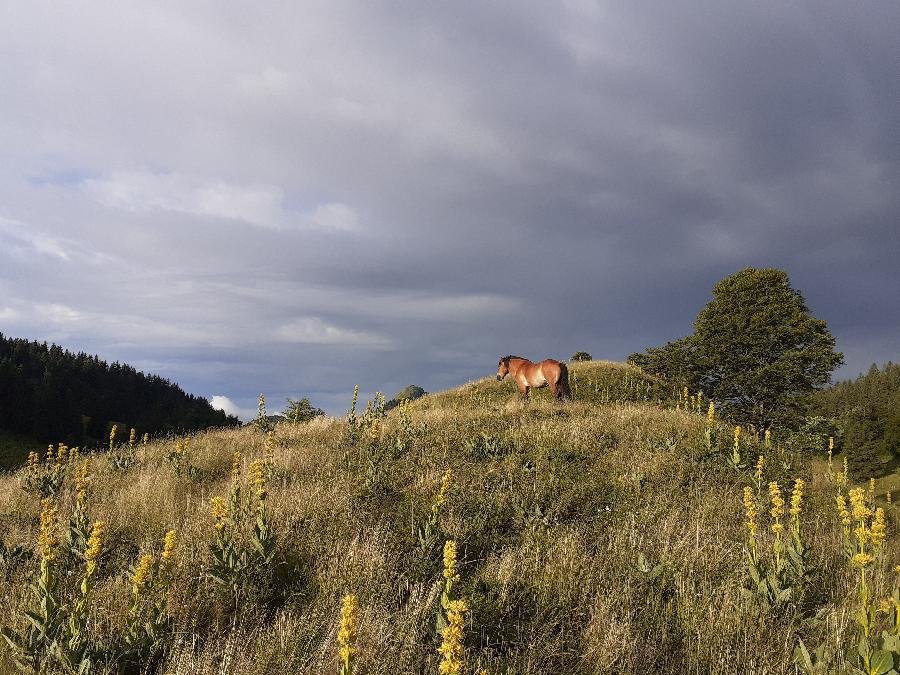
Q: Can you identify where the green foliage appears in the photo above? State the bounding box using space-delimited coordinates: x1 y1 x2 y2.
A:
811 362 900 479
632 268 843 429
570 351 592 362
284 397 325 424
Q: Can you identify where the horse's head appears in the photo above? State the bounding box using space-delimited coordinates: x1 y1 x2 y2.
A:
496 357 510 381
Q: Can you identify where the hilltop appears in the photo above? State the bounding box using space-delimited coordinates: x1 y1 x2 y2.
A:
0 360 897 674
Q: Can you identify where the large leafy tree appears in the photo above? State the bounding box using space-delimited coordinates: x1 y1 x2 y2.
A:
632 268 843 429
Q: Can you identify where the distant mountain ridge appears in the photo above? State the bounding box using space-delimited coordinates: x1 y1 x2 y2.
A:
0 333 239 461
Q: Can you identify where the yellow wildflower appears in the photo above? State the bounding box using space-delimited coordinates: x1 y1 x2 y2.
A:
38 498 58 562
790 478 804 520
849 488 871 523
248 459 267 501
85 521 105 576
852 552 874 569
210 496 229 532
109 424 118 451
707 401 715 425
27 451 39 468
870 508 886 548
443 540 459 581
438 598 468 675
129 428 136 448
161 529 177 564
768 481 784 534
436 469 453 508
142 432 149 445
764 429 771 448
338 594 358 672
370 418 381 442
56 443 68 465
836 495 851 527
754 455 764 484
132 553 154 597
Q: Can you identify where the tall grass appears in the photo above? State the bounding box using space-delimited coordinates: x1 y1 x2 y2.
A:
0 360 896 673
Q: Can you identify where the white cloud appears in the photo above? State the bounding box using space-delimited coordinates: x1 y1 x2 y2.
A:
84 171 286 229
274 316 391 347
209 395 243 419
0 307 18 320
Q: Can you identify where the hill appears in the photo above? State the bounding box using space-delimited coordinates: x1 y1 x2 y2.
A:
0 333 239 462
0 360 897 673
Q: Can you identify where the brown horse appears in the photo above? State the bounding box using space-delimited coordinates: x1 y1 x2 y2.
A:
496 355 571 401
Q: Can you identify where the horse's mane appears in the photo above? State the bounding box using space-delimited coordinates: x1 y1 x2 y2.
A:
502 355 526 363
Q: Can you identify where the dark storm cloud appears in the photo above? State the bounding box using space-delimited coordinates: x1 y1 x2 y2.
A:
1 1 897 416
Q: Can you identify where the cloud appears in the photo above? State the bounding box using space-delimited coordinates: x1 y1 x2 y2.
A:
209 395 245 420
273 317 392 347
84 171 287 229
0 0 897 413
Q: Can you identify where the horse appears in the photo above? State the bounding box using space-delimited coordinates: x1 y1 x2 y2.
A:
496 355 571 402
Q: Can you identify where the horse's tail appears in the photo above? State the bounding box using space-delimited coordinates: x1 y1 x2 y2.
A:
557 361 571 400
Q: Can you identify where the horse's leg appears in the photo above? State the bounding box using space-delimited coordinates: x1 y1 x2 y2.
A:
549 378 559 401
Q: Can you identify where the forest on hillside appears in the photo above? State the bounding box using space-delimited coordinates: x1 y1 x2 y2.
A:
0 333 239 451
810 362 900 478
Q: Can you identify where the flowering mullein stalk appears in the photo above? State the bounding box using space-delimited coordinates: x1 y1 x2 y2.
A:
338 594 358 675
230 451 243 515
827 437 834 479
248 459 275 563
682 386 689 411
68 460 92 555
870 508 886 562
836 495 852 554
129 428 136 448
789 479 804 546
437 599 468 675
705 402 716 451
109 425 118 452
754 456 764 495
731 426 742 466
769 482 785 569
743 487 758 565
696 391 703 414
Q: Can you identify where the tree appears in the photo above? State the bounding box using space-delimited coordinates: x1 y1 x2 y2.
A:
284 397 325 424
570 352 593 362
632 268 843 429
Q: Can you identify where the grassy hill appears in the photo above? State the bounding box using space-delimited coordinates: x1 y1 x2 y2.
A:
0 361 897 674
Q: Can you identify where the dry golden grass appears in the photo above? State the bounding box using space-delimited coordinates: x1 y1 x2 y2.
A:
0 360 897 674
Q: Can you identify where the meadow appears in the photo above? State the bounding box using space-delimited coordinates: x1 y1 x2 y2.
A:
0 360 897 674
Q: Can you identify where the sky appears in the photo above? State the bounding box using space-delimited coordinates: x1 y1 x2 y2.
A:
1 1 898 419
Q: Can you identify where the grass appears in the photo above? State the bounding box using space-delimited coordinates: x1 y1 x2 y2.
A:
0 360 897 674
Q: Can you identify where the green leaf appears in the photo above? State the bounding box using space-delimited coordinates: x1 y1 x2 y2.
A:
870 651 894 675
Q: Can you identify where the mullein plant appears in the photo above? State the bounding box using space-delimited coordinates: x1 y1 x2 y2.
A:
740 482 794 610
437 598 468 675
417 470 453 554
727 426 745 469
844 487 900 674
54 521 105 672
208 459 278 604
68 460 92 556
109 424 137 470
2 498 62 671
436 540 466 638
248 459 275 564
121 530 179 667
337 594 359 675
21 445 67 498
826 437 834 482
705 402 716 453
